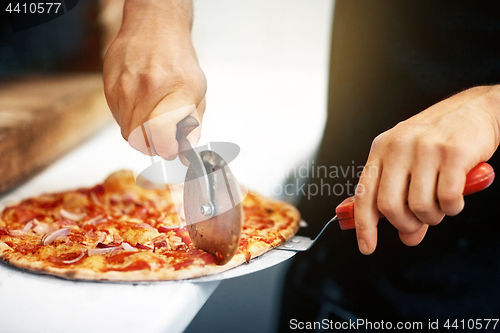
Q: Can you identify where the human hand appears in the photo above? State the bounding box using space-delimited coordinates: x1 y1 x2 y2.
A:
354 85 500 254
103 0 206 160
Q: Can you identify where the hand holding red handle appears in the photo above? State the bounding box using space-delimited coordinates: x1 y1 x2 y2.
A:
337 162 495 230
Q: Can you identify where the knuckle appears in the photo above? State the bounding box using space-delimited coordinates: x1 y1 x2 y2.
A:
415 137 436 156
438 190 461 205
438 191 463 215
408 199 430 216
438 141 467 161
371 132 387 151
137 69 166 92
377 197 397 216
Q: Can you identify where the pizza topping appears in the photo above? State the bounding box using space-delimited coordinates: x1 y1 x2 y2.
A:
105 251 135 264
121 242 139 252
89 232 106 245
6 220 34 236
62 192 89 210
90 192 104 207
0 227 9 236
55 219 78 227
123 191 142 205
96 243 116 248
113 234 123 244
244 216 275 230
13 243 41 255
132 207 149 219
8 230 24 236
13 207 42 224
88 246 123 256
41 227 71 245
60 209 86 221
121 228 154 246
23 220 36 233
105 260 151 272
83 214 107 226
136 243 152 250
61 251 86 265
138 223 156 233
157 225 180 233
167 233 183 249
33 222 54 235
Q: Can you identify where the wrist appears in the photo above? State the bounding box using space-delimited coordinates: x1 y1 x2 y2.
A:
482 85 500 146
121 0 193 39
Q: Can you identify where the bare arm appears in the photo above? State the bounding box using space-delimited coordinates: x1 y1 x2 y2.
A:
103 0 206 159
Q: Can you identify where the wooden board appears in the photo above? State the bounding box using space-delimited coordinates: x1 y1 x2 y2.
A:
0 74 113 194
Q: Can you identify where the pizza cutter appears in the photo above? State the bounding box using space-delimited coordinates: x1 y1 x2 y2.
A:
189 163 494 282
277 162 495 251
177 116 243 265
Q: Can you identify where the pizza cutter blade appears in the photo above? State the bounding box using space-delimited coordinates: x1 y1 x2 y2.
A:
177 116 243 265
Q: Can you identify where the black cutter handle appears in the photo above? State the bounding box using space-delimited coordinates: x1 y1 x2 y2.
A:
176 116 200 140
176 116 200 165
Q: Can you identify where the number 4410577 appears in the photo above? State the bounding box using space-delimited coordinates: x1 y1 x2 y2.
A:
5 3 62 14
444 319 498 330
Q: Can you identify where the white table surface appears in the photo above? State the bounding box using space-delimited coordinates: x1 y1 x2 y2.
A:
0 123 220 333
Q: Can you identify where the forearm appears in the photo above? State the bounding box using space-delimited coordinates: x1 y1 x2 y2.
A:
120 0 194 48
103 0 206 155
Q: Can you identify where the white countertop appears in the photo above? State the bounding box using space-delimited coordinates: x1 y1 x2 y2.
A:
0 123 220 333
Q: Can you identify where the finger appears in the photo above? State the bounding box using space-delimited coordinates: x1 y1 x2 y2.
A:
377 168 424 234
354 162 382 255
437 165 466 216
127 123 157 156
111 81 140 140
399 224 429 247
148 103 198 160
408 167 445 226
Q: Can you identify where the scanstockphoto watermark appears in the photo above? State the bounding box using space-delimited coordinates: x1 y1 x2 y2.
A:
271 178 363 199
271 161 379 199
290 318 423 330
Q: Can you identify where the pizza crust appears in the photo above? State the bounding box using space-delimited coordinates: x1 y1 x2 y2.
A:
0 170 300 282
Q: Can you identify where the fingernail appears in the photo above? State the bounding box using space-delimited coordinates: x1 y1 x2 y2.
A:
358 238 369 255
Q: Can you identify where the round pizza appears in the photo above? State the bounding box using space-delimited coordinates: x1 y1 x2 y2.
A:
0 170 300 281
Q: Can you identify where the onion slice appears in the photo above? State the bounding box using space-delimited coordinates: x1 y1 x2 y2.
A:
88 246 122 256
9 219 36 235
62 252 85 265
92 232 106 245
41 227 71 245
23 220 36 232
136 243 152 250
139 223 157 233
121 242 138 252
90 192 104 207
158 225 181 233
60 209 86 222
83 215 107 226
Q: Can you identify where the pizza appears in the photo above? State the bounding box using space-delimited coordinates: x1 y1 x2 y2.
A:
0 170 300 281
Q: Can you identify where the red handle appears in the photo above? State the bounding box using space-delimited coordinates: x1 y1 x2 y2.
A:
337 162 495 230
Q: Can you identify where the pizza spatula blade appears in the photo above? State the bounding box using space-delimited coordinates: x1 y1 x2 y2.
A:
177 116 243 265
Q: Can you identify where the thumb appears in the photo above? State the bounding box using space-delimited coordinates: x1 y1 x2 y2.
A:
127 102 200 159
